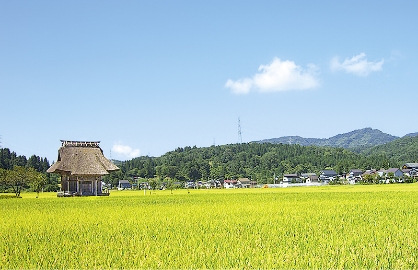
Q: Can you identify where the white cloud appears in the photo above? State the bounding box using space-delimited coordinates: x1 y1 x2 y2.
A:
112 143 140 159
330 53 384 76
225 78 252 94
225 57 320 95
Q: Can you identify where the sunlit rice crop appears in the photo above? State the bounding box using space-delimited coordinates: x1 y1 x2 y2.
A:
1 184 418 268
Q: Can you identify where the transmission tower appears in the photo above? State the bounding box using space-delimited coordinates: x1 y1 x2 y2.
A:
238 117 242 144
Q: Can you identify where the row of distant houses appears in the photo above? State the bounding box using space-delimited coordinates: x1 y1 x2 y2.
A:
223 178 258 188
115 163 418 190
283 163 418 184
183 178 259 189
116 178 258 190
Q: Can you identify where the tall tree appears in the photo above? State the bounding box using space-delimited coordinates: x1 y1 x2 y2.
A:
5 166 28 197
0 168 7 191
30 171 47 198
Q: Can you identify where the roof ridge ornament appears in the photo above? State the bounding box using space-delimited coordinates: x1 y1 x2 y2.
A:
60 140 101 147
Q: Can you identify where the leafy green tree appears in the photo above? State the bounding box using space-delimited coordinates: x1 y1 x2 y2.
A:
373 174 382 184
27 155 42 171
404 175 414 183
5 166 29 197
362 174 374 184
148 178 159 190
0 148 13 170
44 173 60 192
387 172 395 183
165 178 180 194
30 170 47 198
126 168 139 178
0 168 7 192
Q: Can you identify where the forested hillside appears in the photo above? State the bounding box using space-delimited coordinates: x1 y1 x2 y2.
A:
361 135 418 164
104 143 398 186
3 132 418 190
324 128 398 149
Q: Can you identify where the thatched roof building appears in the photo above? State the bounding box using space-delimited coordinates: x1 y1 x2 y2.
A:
47 140 119 196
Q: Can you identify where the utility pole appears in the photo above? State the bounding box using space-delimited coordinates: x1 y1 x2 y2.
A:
238 117 242 144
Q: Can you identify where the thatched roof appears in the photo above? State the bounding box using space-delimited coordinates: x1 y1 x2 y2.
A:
47 140 119 176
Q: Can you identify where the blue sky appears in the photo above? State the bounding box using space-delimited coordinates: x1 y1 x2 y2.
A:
1 1 417 162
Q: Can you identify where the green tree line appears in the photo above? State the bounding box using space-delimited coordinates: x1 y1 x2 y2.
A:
361 135 418 163
0 148 59 195
104 143 401 186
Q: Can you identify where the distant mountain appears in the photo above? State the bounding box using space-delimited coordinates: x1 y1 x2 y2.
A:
258 128 400 149
322 128 399 149
404 132 418 138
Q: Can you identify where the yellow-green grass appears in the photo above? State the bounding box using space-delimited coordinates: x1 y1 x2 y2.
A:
1 184 418 269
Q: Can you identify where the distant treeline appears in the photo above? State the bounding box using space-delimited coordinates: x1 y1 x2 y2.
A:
3 133 418 190
0 148 50 172
0 148 59 192
103 142 409 186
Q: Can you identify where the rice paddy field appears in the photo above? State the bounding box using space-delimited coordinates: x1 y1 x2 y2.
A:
1 184 418 269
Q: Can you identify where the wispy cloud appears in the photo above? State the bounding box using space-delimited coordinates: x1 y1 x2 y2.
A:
225 57 320 95
330 53 384 76
112 143 140 159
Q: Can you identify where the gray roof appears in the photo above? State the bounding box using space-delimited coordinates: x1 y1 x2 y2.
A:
321 170 337 176
238 178 251 183
403 163 418 169
283 174 299 178
301 173 317 177
386 168 402 173
349 169 363 176
47 141 119 175
118 180 131 184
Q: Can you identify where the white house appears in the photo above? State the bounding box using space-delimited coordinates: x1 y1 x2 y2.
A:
319 170 338 182
300 173 318 183
223 180 237 189
283 174 302 183
237 178 251 188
